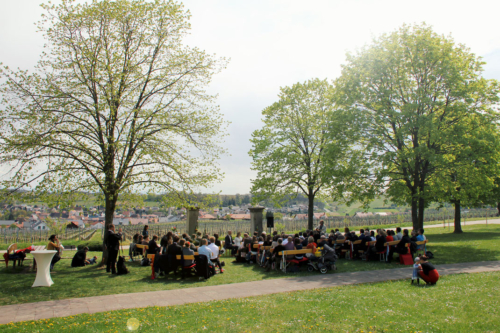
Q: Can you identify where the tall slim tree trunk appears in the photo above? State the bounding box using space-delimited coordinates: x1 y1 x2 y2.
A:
100 193 118 266
417 197 425 231
497 202 500 217
454 200 463 234
411 197 419 231
307 194 314 230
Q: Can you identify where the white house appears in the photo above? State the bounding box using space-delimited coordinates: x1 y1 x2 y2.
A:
31 221 50 231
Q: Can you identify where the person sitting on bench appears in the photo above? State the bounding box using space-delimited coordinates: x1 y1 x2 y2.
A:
387 229 411 263
147 235 161 254
317 235 328 248
394 227 403 241
368 229 386 259
294 238 303 260
264 235 273 246
182 240 195 266
266 238 286 271
129 233 140 261
416 228 426 250
208 236 223 273
198 239 216 275
224 230 236 255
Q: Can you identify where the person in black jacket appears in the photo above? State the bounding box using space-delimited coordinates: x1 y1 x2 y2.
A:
105 224 122 274
369 229 386 259
224 230 235 255
387 229 411 263
148 235 161 254
160 231 173 255
166 236 183 273
266 238 286 271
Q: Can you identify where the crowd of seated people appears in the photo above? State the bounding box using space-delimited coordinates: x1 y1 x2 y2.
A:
129 231 228 278
122 223 427 278
225 224 427 267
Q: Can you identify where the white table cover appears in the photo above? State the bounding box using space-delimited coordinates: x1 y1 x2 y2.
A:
31 250 57 287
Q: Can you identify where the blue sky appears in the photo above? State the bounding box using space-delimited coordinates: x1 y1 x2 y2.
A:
1 0 500 194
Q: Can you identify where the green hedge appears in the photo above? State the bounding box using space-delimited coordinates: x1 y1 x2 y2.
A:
76 242 103 251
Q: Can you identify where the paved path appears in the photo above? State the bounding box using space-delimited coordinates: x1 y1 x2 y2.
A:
1 260 499 324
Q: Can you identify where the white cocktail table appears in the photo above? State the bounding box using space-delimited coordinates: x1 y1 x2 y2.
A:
31 250 57 287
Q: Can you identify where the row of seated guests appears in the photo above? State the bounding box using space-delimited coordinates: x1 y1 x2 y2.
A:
226 226 426 264
232 231 337 271
137 232 225 275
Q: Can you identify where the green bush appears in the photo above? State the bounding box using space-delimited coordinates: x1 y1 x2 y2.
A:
76 242 103 251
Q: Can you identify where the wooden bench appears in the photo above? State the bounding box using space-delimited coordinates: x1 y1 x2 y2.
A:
175 252 200 260
253 244 273 266
415 240 428 256
135 244 149 257
341 240 362 260
277 249 314 273
360 240 386 261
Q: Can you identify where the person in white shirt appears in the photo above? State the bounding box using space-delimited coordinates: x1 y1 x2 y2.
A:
234 232 243 249
197 240 214 266
394 227 403 241
207 236 223 273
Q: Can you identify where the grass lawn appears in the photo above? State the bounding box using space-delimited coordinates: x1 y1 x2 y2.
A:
1 271 498 332
0 225 499 306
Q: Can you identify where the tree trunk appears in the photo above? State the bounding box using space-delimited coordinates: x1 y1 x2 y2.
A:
497 202 500 217
100 194 118 266
417 196 425 231
307 194 314 230
411 197 419 231
453 200 463 233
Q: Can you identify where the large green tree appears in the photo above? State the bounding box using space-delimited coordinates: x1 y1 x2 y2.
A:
335 24 499 230
0 1 227 242
429 114 500 233
249 78 359 230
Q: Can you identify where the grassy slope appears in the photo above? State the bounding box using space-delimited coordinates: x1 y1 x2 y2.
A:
1 271 498 332
0 225 498 306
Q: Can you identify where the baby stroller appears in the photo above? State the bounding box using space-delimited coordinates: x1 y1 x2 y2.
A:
307 244 337 274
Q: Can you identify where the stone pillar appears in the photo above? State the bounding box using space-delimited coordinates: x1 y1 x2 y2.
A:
249 206 265 234
186 207 199 235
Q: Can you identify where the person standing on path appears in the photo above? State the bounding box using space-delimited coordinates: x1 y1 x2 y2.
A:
105 224 122 274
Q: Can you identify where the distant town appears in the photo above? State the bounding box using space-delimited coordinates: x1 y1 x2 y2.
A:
0 199 399 231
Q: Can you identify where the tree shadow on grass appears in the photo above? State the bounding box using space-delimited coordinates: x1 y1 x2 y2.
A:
427 244 500 264
429 231 500 243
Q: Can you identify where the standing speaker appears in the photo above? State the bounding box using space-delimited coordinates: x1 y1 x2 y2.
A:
266 216 274 228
